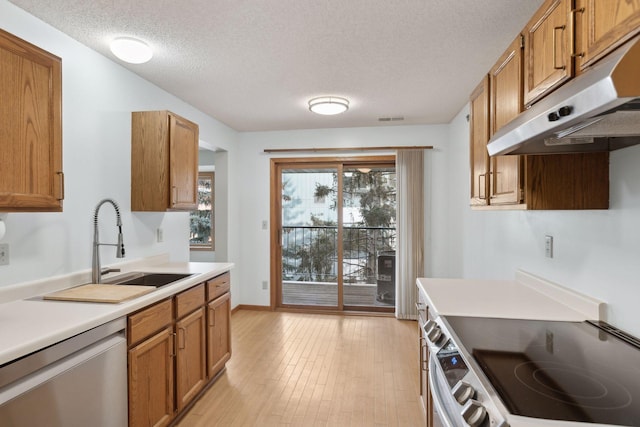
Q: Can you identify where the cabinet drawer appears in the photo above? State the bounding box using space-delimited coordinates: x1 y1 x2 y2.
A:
206 272 230 301
176 283 205 319
128 299 173 346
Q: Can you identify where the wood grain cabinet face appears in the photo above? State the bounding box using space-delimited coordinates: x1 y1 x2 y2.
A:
0 29 63 212
175 307 207 412
207 292 231 378
131 110 198 211
469 77 490 207
523 0 574 106
489 35 524 206
127 276 232 425
128 327 175 427
576 0 640 69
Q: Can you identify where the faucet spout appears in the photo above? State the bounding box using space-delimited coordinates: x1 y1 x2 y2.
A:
92 198 125 283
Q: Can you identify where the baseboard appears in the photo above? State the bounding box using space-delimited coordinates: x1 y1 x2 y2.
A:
232 304 272 314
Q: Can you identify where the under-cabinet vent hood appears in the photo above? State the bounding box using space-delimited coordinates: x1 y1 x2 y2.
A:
487 35 640 156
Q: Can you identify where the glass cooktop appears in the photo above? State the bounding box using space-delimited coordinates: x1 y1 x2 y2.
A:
445 316 640 426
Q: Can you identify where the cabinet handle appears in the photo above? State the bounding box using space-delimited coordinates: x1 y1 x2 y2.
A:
209 307 216 327
178 327 186 349
171 332 177 357
420 337 428 372
171 186 177 206
478 173 487 200
553 25 566 70
570 7 585 58
56 171 64 200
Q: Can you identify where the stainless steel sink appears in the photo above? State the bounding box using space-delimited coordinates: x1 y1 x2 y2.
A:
104 272 193 288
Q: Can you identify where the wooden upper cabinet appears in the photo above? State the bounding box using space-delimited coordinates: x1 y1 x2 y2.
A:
523 0 574 106
489 35 524 205
0 29 63 212
576 0 640 69
469 77 490 206
131 110 198 211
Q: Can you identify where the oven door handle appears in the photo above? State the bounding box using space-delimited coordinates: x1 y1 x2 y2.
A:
428 356 457 427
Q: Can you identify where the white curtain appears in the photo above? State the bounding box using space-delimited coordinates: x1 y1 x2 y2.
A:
395 149 425 320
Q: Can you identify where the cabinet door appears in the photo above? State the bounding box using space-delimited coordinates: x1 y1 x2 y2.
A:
175 307 207 411
523 0 574 105
207 292 231 378
169 114 198 210
489 36 524 205
128 327 174 427
0 29 63 212
577 0 640 68
469 77 490 206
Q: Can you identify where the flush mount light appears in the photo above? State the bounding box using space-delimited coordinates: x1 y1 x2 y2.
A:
110 37 153 64
357 168 371 174
308 96 349 115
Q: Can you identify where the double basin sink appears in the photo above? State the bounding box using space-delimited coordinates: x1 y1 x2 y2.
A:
103 272 193 288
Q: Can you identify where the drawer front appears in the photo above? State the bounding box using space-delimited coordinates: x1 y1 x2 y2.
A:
176 283 205 318
128 298 173 346
206 272 230 301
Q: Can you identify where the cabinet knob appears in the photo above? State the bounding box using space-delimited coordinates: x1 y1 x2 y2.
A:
548 111 560 122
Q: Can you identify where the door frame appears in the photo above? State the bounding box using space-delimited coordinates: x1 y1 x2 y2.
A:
269 155 395 311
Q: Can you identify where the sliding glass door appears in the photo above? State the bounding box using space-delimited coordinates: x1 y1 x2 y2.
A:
272 157 396 312
280 166 339 306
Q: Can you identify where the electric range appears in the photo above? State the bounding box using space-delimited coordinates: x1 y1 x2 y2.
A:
425 315 640 426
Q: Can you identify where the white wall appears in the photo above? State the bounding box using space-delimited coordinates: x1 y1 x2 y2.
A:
235 125 450 306
449 105 640 337
5 0 639 335
0 1 238 287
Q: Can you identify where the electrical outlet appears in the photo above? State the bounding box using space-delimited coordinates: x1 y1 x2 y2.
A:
545 235 553 258
262 280 268 290
157 228 164 243
0 243 9 266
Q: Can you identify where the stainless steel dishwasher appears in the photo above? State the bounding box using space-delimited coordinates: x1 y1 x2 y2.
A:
0 318 127 427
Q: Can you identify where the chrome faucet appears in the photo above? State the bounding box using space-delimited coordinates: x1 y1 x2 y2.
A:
92 198 125 283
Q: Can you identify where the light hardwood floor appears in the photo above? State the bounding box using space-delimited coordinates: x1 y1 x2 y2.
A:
177 310 424 427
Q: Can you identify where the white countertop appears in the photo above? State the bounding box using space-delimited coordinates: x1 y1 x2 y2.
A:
0 258 234 365
416 270 604 322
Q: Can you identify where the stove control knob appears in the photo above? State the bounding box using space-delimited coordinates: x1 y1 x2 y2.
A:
423 319 437 334
426 324 442 343
452 381 475 405
461 399 487 427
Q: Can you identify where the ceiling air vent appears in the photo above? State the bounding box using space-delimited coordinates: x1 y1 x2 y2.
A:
378 116 405 122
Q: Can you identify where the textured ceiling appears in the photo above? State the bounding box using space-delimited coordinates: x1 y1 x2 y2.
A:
9 0 543 132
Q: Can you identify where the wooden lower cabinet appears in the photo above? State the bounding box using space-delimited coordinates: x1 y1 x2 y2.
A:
128 327 175 427
175 307 207 412
207 292 232 377
127 272 232 426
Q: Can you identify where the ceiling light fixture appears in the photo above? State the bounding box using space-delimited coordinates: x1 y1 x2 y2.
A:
308 96 349 115
110 37 153 64
357 168 371 174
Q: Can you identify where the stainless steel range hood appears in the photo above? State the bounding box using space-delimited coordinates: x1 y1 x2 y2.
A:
487 35 640 156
